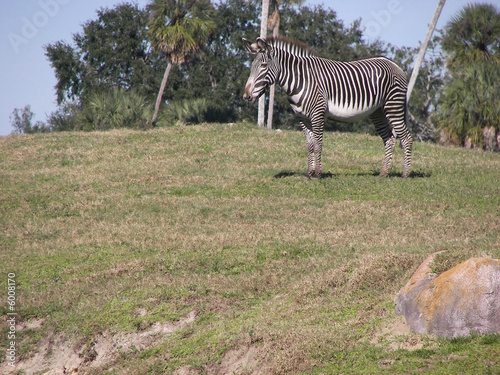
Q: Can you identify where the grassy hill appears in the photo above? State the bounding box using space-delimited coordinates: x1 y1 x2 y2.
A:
1 122 499 374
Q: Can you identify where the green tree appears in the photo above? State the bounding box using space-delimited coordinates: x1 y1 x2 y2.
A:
45 41 83 104
10 105 50 134
147 0 216 125
279 4 378 60
435 3 500 148
441 3 500 69
45 3 163 105
435 62 499 147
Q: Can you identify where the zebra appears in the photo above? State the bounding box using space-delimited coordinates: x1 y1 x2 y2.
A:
242 36 413 179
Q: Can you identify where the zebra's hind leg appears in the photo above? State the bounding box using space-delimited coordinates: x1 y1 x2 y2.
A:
385 105 413 178
400 135 413 178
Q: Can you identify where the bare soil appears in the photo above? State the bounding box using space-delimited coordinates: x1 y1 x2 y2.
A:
1 311 197 375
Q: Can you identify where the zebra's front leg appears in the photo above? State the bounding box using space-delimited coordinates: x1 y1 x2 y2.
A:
313 134 323 179
301 122 317 179
379 136 396 177
310 113 325 179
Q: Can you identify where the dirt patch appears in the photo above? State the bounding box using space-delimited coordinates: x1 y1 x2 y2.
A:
91 309 197 369
208 345 263 375
0 311 197 375
18 318 45 331
370 315 428 351
174 364 201 375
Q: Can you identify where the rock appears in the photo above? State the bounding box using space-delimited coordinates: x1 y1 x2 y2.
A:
396 254 500 338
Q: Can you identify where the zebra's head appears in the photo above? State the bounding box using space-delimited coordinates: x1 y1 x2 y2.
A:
243 37 278 103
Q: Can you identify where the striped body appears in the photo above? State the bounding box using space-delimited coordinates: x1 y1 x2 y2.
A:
285 57 404 122
243 37 413 178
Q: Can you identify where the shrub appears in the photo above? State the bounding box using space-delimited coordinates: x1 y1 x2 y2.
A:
434 62 500 148
163 99 236 125
47 103 79 132
75 89 154 131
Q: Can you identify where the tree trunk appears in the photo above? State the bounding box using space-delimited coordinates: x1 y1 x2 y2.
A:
406 0 446 104
152 61 173 125
267 5 280 130
258 0 270 127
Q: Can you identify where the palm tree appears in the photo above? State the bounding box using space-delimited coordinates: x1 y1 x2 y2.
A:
148 0 216 125
434 3 500 148
441 3 500 69
435 62 499 147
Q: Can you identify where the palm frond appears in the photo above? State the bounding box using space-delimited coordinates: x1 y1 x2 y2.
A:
147 0 216 63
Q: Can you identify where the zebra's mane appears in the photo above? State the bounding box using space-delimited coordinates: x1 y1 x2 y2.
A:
265 37 390 62
265 36 319 57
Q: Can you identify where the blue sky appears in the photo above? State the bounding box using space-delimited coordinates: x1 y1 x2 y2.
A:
0 0 477 136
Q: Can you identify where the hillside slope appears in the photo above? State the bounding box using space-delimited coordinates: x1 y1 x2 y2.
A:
1 123 499 374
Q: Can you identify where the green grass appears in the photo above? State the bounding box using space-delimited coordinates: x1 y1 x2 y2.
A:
1 122 499 374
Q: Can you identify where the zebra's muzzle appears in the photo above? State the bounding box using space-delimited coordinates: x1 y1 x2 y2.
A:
243 83 256 103
244 82 265 103
243 94 257 103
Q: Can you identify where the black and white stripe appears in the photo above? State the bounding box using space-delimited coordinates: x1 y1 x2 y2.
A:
243 36 413 178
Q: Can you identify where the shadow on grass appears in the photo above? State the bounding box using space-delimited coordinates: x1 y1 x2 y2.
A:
370 170 432 179
273 171 334 179
274 170 431 179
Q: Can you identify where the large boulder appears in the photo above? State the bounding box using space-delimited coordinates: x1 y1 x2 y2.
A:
396 253 500 338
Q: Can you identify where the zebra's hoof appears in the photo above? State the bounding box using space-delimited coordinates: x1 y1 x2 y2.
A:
303 174 319 181
379 170 389 177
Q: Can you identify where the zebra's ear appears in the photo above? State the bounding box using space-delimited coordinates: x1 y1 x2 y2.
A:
256 37 271 53
242 38 258 54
